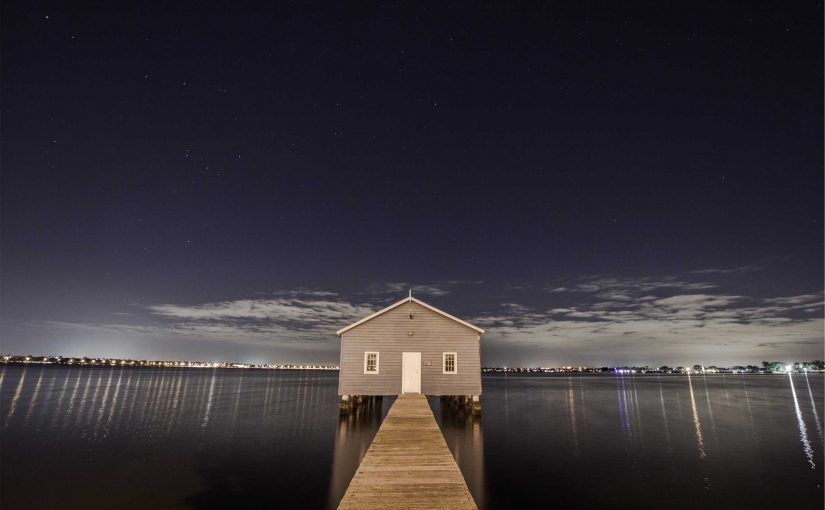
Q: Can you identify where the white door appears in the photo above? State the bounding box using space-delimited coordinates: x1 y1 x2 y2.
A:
401 352 421 394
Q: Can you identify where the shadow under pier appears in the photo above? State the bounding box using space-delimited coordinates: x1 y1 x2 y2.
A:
328 396 392 509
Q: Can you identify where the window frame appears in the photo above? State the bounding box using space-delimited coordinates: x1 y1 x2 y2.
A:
364 351 379 374
443 352 457 374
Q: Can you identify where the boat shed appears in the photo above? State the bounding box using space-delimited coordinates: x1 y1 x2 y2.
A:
336 294 484 401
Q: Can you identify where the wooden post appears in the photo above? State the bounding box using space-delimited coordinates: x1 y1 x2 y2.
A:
340 395 384 416
471 394 481 416
339 394 351 415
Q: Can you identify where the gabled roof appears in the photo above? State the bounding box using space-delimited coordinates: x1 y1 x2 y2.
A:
336 295 485 336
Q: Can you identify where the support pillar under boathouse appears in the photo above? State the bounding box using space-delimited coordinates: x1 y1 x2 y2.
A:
438 394 482 416
338 394 384 416
339 393 481 416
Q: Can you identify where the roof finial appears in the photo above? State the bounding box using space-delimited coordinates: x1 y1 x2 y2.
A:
409 288 412 299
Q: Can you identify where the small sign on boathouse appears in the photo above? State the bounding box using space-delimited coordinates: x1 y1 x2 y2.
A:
336 294 484 407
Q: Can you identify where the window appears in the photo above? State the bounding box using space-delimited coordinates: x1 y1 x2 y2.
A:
364 352 379 374
443 352 457 374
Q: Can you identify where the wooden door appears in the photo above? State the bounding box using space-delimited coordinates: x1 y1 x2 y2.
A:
401 352 421 394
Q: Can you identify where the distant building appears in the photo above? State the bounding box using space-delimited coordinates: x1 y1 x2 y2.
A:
336 294 484 402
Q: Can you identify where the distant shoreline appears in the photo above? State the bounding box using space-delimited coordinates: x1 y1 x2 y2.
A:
2 360 822 376
0 358 338 370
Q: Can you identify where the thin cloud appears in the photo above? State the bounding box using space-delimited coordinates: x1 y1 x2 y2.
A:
763 294 823 306
147 298 372 324
548 275 718 294
369 280 482 297
478 276 823 365
371 282 451 296
690 265 761 274
42 291 385 348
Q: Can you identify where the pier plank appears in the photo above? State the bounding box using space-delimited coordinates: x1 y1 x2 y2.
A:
338 394 477 509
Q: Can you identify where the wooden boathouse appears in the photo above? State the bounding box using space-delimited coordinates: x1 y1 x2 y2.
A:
336 294 484 410
335 294 483 508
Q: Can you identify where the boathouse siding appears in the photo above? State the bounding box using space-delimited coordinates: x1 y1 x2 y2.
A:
337 297 483 396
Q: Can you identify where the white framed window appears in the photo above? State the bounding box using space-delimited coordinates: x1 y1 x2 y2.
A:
443 352 457 374
364 352 379 374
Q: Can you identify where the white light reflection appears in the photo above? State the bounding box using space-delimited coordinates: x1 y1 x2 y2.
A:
803 371 823 443
73 370 94 429
657 376 672 455
163 372 183 435
4 368 28 427
741 374 756 439
616 373 631 441
701 374 719 450
262 373 274 416
202 370 217 429
23 369 45 427
94 369 115 437
114 371 134 435
788 373 815 469
51 373 72 428
124 370 142 433
81 370 104 429
138 371 158 423
103 369 124 437
149 371 169 425
630 374 643 439
687 373 706 459
165 372 180 429
167 374 187 435
36 372 61 431
567 377 579 456
578 377 588 436
231 373 244 436
63 369 84 428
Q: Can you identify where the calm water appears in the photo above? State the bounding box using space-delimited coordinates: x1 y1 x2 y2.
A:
1 367 822 509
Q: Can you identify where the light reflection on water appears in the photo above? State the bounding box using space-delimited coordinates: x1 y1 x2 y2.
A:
657 375 672 456
568 377 579 456
789 373 816 469
4 367 27 425
804 371 824 442
1 368 823 509
687 373 706 459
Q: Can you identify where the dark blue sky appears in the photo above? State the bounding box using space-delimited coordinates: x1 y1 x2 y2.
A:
2 2 822 366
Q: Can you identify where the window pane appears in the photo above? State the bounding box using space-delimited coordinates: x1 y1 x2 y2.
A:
444 353 456 373
366 353 377 372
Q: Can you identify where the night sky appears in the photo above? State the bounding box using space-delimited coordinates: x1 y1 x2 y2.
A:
2 2 822 367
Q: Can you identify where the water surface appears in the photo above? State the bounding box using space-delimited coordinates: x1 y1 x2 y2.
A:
1 367 822 509
435 373 824 509
1 367 385 509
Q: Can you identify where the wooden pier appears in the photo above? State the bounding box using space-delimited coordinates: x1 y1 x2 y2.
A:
337 394 477 509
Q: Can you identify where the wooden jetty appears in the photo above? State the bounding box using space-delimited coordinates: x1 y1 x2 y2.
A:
338 394 477 509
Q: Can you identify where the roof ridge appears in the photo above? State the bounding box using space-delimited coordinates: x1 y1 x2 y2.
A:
336 295 485 335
